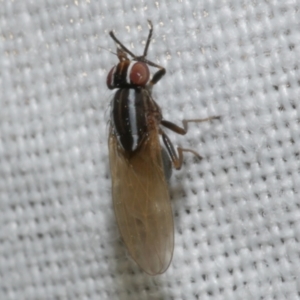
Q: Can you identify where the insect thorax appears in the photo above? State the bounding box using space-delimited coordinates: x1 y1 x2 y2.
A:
111 88 161 152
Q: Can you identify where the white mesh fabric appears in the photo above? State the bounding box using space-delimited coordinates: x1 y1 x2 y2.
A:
1 1 300 299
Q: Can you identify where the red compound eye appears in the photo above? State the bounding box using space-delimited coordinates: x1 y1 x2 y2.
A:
106 66 116 89
129 62 150 86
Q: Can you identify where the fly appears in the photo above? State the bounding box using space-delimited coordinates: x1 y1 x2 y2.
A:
107 21 219 275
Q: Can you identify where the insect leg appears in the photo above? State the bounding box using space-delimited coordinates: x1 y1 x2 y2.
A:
160 129 202 170
109 31 136 59
160 116 219 169
143 20 153 57
139 19 166 83
161 116 220 135
110 20 166 85
149 68 166 86
142 20 165 86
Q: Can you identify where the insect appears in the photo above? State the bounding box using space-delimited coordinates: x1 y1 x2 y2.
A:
107 21 219 275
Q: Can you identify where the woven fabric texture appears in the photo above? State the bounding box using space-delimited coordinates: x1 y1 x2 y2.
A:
1 1 300 299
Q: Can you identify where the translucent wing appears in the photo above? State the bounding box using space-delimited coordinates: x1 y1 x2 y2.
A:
109 127 174 275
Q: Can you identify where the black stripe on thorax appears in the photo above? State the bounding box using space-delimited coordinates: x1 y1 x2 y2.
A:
111 88 159 152
114 61 130 87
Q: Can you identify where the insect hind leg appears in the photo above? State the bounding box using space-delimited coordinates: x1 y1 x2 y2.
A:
160 116 220 170
160 129 202 170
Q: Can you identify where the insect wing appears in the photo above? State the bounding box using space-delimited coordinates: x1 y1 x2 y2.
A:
109 128 174 275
